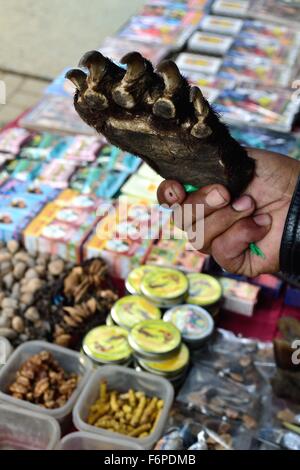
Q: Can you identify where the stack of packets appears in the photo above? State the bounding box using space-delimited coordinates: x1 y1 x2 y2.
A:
117 1 204 49
229 126 300 160
176 16 300 133
0 128 33 185
83 196 170 279
23 189 114 263
0 179 58 242
250 0 300 28
19 95 95 136
121 163 164 203
146 238 209 273
219 277 261 316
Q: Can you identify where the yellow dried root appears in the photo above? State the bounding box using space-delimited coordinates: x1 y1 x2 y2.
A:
130 393 147 427
141 397 158 424
87 381 164 438
100 380 107 403
129 423 151 437
110 390 119 412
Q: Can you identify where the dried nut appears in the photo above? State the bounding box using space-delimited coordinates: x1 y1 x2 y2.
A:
55 334 72 347
35 265 46 276
25 268 39 280
7 240 19 254
14 251 32 264
12 316 25 333
20 294 34 306
0 327 17 339
242 414 257 429
22 278 44 294
48 260 65 276
2 308 15 319
3 273 14 289
11 283 20 299
24 307 40 322
13 262 27 280
0 252 11 263
0 316 11 328
277 408 295 423
1 261 12 275
239 357 251 368
2 298 18 310
34 378 50 398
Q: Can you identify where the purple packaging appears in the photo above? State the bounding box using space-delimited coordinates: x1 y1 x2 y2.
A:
284 286 300 308
1 193 45 215
0 178 59 202
251 274 283 298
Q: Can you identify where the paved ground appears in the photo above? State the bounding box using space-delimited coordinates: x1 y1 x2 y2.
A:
0 72 48 128
0 0 145 128
0 0 145 79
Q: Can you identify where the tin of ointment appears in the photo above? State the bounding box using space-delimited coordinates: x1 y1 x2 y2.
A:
128 319 181 360
111 295 161 330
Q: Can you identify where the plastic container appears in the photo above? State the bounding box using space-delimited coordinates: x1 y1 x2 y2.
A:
73 365 174 449
0 403 60 450
0 341 93 427
0 336 13 368
58 431 144 450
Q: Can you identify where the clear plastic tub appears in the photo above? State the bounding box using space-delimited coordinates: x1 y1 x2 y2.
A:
73 365 174 449
0 403 60 450
0 340 93 427
0 337 13 368
58 431 144 450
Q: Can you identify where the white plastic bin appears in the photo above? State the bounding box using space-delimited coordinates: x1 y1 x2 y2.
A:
73 365 174 449
58 431 144 450
0 337 12 368
0 341 93 428
0 403 60 450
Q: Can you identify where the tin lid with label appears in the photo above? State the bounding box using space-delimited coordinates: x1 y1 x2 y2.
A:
139 343 190 377
187 273 222 306
128 319 181 359
126 265 157 295
111 295 161 330
82 325 132 364
141 267 188 301
163 304 214 344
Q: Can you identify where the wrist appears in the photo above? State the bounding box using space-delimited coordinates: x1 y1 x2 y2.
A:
280 175 300 276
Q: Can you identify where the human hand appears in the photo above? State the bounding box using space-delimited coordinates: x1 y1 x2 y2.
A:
157 148 300 276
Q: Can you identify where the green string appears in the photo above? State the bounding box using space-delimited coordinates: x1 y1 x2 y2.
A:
183 184 266 259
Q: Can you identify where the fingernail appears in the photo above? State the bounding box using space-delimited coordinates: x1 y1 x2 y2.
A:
253 214 271 226
164 184 180 204
205 189 226 207
232 195 253 212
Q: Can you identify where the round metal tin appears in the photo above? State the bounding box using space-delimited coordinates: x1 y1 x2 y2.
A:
111 295 161 330
128 319 181 360
163 304 214 345
125 265 157 295
141 267 188 302
82 325 132 365
187 273 222 306
138 343 190 377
